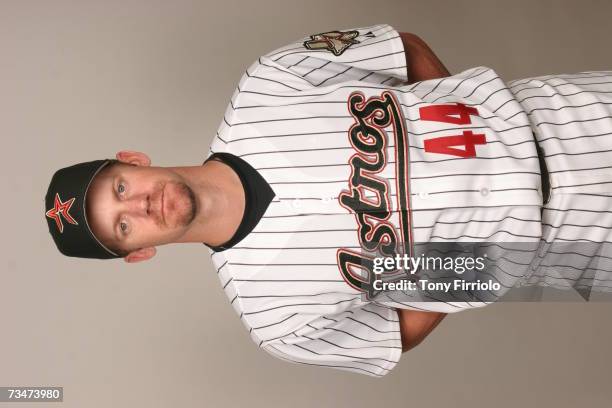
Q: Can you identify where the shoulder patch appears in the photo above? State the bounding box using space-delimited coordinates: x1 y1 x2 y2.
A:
303 30 363 56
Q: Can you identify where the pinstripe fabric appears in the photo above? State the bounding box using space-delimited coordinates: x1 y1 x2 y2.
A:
209 24 406 377
508 72 612 293
203 25 611 376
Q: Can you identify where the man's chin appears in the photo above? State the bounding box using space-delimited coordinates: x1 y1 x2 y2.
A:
165 182 197 227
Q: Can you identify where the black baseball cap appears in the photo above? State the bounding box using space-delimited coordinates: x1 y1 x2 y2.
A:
45 159 121 259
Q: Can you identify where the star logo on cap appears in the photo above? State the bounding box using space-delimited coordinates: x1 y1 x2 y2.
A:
303 30 361 56
46 193 78 233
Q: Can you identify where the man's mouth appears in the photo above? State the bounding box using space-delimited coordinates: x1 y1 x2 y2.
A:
160 184 166 225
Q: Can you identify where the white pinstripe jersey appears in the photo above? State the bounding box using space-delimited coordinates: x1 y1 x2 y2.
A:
507 72 612 293
205 24 547 377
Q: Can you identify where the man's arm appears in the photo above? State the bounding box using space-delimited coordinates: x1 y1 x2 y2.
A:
398 309 447 352
395 33 450 352
399 32 451 84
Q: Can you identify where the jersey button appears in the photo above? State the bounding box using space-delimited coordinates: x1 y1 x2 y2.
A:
480 187 490 196
418 192 429 199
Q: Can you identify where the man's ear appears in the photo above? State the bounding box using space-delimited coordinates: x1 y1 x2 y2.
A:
123 247 157 263
115 150 151 167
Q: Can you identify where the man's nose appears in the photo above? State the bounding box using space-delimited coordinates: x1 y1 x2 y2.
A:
123 194 149 216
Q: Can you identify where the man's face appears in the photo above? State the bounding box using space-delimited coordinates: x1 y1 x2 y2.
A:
86 162 198 255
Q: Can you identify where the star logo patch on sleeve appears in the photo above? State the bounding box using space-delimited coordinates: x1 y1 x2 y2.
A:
303 30 362 56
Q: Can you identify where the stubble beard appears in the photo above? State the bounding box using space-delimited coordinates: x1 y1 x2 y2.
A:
159 181 197 228
179 182 197 226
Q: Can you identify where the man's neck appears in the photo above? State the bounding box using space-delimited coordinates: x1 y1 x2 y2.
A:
170 159 245 246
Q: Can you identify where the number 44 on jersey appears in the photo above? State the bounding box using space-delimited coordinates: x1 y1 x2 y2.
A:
419 103 487 157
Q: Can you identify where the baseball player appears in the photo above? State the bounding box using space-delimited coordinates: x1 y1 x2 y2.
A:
45 24 612 377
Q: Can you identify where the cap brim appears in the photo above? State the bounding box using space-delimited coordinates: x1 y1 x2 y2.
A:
82 160 120 257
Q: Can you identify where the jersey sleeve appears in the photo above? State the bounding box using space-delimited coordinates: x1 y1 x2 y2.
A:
252 24 408 90
262 303 403 377
372 298 491 314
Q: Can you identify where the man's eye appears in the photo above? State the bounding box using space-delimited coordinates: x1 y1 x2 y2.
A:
118 183 126 194
120 221 129 233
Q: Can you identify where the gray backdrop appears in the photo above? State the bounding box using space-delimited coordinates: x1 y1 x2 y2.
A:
2 0 612 407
